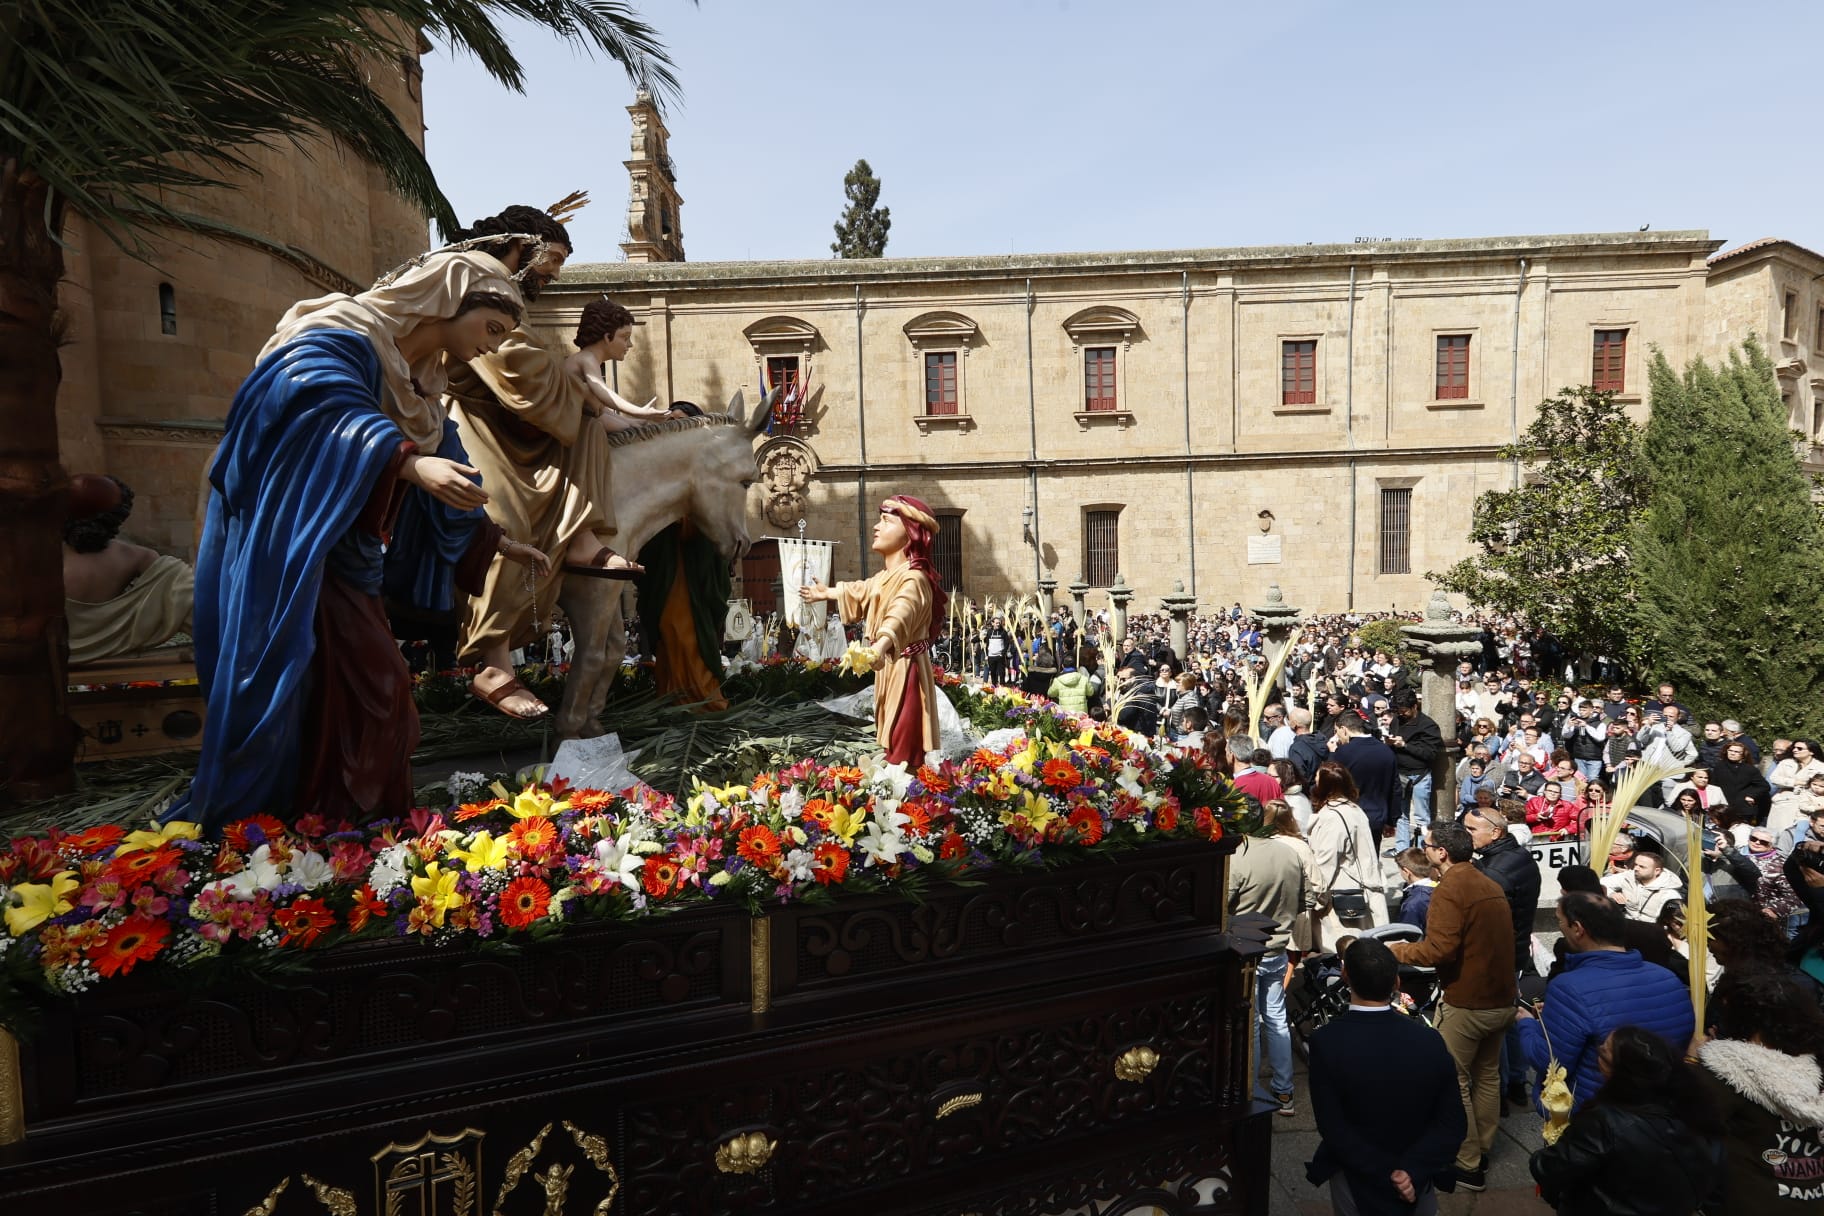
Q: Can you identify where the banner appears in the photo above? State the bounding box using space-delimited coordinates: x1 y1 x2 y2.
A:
778 538 835 633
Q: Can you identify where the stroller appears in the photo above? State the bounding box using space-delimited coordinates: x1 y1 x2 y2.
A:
1287 922 1439 1058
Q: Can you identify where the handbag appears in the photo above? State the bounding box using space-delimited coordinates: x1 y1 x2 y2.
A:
1322 804 1372 921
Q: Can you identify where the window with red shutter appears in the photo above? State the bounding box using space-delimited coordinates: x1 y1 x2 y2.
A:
1282 340 1316 405
1592 330 1627 393
1085 347 1117 412
924 351 958 415
1435 334 1470 399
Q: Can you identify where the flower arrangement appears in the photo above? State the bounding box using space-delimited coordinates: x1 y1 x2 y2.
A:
0 679 1255 1033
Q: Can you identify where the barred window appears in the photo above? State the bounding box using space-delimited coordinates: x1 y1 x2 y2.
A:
933 512 964 595
1379 488 1411 575
1084 509 1120 587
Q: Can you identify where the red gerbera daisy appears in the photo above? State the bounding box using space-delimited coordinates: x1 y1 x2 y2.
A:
347 885 390 933
509 816 560 861
736 825 782 868
454 797 505 823
498 876 552 929
1067 805 1105 846
1156 801 1180 833
915 765 951 793
1040 758 1081 792
223 814 287 852
107 844 181 884
801 799 836 830
567 788 616 814
87 914 171 978
939 830 970 860
272 897 336 948
642 854 683 898
1192 807 1225 843
810 841 850 886
61 825 127 855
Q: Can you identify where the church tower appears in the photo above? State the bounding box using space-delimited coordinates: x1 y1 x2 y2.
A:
621 89 685 263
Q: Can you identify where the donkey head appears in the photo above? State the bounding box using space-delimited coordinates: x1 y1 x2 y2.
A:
687 387 775 561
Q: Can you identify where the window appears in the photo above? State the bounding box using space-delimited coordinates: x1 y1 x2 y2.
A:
1815 307 1823 351
924 351 958 415
1378 488 1411 575
765 356 803 429
1784 291 1799 339
1813 397 1824 437
1281 340 1316 405
1591 329 1627 393
1085 347 1117 411
933 512 964 594
1084 509 1120 587
158 283 177 336
1435 334 1470 399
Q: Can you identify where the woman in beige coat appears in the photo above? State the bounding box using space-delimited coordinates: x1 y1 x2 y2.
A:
1306 761 1389 950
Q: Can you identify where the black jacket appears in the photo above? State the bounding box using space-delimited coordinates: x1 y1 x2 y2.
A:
1530 1102 1722 1216
1287 732 1328 785
1389 710 1442 778
1305 1010 1466 1216
1336 735 1401 837
1475 833 1541 972
1711 758 1773 822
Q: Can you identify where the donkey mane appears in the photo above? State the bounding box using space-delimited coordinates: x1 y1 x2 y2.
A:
601 412 738 448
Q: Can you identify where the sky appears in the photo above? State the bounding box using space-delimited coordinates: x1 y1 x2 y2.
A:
424 0 1824 265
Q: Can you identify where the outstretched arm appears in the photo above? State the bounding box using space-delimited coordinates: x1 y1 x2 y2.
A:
573 361 669 419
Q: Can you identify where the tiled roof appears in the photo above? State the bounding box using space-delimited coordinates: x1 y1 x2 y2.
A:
1708 237 1824 265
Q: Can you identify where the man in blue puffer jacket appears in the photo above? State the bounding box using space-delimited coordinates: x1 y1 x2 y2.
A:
1515 890 1692 1111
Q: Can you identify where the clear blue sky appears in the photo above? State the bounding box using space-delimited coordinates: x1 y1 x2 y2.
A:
424 0 1824 263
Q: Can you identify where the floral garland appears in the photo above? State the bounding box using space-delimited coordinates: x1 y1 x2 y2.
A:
0 678 1253 1033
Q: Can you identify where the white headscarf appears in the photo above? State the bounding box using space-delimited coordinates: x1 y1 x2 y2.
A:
260 251 522 449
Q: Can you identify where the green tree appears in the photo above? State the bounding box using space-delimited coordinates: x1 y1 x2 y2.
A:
0 2 677 801
1429 386 1645 664
830 158 890 258
1633 339 1824 737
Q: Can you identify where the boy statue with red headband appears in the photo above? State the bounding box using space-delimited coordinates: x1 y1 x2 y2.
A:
800 495 949 766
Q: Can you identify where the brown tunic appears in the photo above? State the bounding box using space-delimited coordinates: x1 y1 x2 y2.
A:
834 565 939 762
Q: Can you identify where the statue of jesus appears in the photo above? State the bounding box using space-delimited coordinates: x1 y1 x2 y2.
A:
799 496 948 766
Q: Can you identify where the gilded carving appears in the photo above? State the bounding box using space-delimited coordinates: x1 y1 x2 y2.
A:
534 1162 571 1216
750 916 773 1014
1113 1044 1160 1083
0 1027 22 1147
492 1122 553 1216
302 1174 357 1216
935 1091 984 1119
562 1120 623 1216
713 1130 777 1175
372 1127 485 1216
242 1178 289 1216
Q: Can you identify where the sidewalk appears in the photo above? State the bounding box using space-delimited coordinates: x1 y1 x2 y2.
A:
1263 1054 1552 1215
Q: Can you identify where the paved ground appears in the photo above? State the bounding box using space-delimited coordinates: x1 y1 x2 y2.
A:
1261 1054 1552 1216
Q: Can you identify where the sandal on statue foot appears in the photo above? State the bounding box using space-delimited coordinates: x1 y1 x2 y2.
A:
468 675 550 720
562 548 643 580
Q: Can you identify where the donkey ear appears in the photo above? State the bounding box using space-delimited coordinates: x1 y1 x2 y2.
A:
749 386 781 436
725 389 746 424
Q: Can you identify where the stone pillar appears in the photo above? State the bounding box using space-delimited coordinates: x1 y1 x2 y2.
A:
1402 590 1483 813
1068 575 1089 631
1160 581 1196 663
1036 576 1057 617
1107 574 1133 651
1250 584 1301 650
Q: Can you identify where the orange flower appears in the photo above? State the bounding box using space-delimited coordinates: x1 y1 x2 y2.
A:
1040 758 1083 792
272 897 336 947
223 814 287 852
737 825 782 868
498 876 551 928
61 825 126 855
642 854 683 898
1156 801 1180 833
567 788 616 814
509 816 560 861
347 885 389 933
107 844 182 884
915 765 951 793
87 914 171 977
454 798 506 823
811 842 849 886
1067 805 1104 846
826 765 866 788
801 799 836 830
1192 807 1225 842
970 748 1005 768
939 830 970 860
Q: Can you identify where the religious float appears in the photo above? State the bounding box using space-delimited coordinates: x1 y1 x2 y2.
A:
0 671 1276 1216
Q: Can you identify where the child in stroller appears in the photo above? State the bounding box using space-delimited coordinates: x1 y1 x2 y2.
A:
1287 922 1439 1057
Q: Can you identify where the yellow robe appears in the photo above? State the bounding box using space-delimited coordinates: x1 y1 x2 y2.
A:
835 565 939 759
446 326 615 657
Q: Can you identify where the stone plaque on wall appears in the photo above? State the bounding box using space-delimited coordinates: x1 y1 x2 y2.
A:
1246 535 1283 565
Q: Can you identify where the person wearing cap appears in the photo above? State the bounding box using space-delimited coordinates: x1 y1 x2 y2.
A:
61 474 196 663
800 496 947 765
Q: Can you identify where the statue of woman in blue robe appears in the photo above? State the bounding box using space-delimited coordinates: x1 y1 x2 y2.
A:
168 252 548 832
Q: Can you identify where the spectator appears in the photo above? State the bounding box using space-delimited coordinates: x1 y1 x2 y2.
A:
1600 847 1683 924
1387 687 1443 854
1172 705 1209 754
1657 899 1722 992
1524 780 1583 839
1715 740 1775 824
1304 938 1467 1216
1721 718 1763 766
1388 820 1518 1193
1743 827 1804 932
1777 784 1824 856
1167 670 1204 740
1018 645 1059 697
1708 898 1823 1003
1786 839 1824 991
1528 1025 1723 1216
1231 742 1285 807
1273 759 1314 833
1226 832 1307 1117
1113 667 1159 739
1547 866 1677 975
1263 799 1324 955
1499 749 1547 800
1457 758 1491 816
1770 739 1824 833
1046 661 1093 715
1394 848 1437 931
1517 892 1694 1112
1286 707 1328 785
1309 761 1389 948
1693 971 1824 1212
1562 700 1608 785
1331 711 1401 843
1264 702 1294 758
1466 806 1541 973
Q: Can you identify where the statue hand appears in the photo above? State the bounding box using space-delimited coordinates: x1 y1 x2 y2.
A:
799 580 829 604
502 540 552 578
406 455 488 510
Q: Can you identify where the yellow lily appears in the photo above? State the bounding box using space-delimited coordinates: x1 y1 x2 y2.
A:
5 870 80 936
1000 791 1058 835
409 863 467 927
826 805 864 845
984 768 1017 799
119 820 202 854
1073 727 1098 751
507 786 570 821
1010 743 1039 775
450 831 513 872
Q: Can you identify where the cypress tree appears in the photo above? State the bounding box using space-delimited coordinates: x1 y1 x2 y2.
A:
1634 339 1824 737
831 159 890 258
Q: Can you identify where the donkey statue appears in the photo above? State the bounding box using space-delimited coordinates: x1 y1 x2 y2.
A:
551 388 773 738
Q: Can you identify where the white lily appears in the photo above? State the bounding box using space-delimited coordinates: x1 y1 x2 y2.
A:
783 849 815 882
1115 764 1145 799
287 850 335 890
860 820 907 867
593 831 647 890
871 760 913 799
778 786 806 821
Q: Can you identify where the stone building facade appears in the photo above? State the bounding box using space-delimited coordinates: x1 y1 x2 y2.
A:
537 228 1822 615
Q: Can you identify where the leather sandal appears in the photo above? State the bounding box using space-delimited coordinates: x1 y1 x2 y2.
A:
468 675 549 720
561 547 643 580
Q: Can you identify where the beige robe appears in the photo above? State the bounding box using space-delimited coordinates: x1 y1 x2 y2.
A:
66 554 194 663
835 565 939 758
447 326 616 657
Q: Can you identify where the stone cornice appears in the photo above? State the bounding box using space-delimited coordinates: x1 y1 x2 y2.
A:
98 418 225 445
811 443 1507 476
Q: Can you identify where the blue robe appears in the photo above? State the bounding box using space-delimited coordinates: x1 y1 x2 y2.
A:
166 330 410 831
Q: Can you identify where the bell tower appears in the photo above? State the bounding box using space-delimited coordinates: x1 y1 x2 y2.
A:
621 89 685 263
